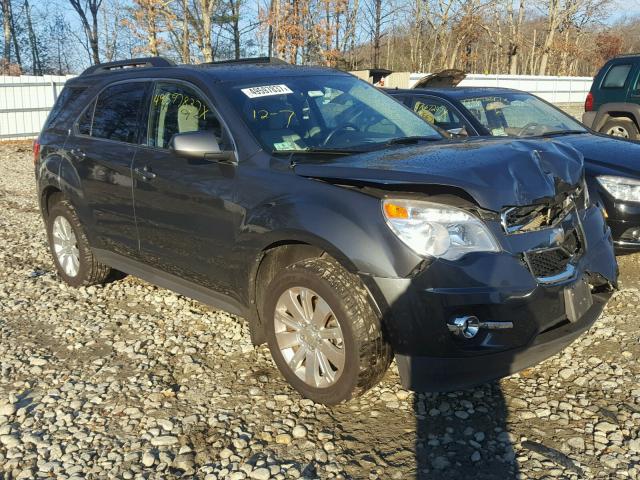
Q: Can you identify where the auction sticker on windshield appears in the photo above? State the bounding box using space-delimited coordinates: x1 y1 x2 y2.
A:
241 85 293 98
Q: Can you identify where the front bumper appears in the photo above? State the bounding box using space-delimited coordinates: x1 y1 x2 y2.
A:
395 292 608 391
362 205 617 391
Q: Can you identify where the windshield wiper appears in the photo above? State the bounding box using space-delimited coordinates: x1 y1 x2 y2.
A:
272 147 361 156
537 130 588 137
385 136 442 145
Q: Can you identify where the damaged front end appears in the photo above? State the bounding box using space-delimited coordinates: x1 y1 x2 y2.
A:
295 138 618 391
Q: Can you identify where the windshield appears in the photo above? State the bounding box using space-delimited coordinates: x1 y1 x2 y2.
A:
227 75 441 152
459 93 587 137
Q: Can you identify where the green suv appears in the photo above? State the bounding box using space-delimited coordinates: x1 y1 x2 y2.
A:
583 54 640 140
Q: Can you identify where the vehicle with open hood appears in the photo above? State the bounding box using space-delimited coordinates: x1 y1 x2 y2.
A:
35 58 617 404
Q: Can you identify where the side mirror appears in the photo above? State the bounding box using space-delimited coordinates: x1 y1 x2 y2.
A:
169 131 235 163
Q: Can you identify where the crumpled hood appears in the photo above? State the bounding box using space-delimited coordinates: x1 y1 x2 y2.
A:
294 138 584 211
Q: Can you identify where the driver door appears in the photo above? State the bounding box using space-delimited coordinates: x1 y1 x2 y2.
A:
132 81 242 298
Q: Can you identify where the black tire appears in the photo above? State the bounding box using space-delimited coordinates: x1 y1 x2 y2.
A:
46 197 112 287
262 256 392 405
600 118 640 140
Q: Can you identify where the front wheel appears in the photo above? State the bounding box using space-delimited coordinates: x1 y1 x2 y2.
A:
262 257 392 405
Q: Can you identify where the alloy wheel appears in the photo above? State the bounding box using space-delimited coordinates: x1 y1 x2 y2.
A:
274 287 345 388
606 125 630 138
52 216 80 277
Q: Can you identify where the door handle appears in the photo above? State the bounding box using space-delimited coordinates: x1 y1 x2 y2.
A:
134 166 157 181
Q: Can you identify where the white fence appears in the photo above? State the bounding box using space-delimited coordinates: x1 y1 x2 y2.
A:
0 73 593 141
409 73 593 104
0 74 75 140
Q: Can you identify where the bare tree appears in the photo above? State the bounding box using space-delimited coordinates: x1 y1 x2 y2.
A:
24 0 42 73
68 0 103 64
2 0 11 63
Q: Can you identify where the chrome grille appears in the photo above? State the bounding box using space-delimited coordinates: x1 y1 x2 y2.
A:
501 185 585 235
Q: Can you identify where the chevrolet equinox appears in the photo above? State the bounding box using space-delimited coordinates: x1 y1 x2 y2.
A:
35 57 618 405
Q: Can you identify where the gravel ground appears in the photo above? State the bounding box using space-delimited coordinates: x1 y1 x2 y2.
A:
1 141 639 480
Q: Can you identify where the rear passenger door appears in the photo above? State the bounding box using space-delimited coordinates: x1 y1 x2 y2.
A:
68 80 149 257
132 81 242 299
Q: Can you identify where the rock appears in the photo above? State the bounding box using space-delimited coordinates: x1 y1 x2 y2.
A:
142 450 156 467
233 438 248 449
628 438 640 453
559 368 574 380
471 451 481 462
219 448 234 459
0 434 20 448
396 390 411 401
249 467 271 480
0 404 16 417
150 436 179 446
380 391 396 402
595 422 618 434
157 419 174 431
567 437 586 452
432 456 450 470
275 433 292 444
292 425 307 439
173 453 195 471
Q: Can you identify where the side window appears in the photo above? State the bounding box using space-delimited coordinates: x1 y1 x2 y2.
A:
602 64 632 89
77 99 94 136
147 82 225 149
412 97 462 127
91 82 147 143
45 86 86 129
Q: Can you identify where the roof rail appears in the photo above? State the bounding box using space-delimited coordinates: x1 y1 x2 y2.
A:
201 57 289 66
614 52 640 58
81 57 175 76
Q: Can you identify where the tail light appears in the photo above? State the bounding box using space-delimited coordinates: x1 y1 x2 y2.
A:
584 92 594 112
33 138 41 166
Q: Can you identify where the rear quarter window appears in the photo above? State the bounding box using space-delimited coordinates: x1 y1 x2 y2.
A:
44 86 86 129
601 64 632 89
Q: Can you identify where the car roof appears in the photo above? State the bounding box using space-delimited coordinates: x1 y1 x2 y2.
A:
387 86 526 99
67 61 348 87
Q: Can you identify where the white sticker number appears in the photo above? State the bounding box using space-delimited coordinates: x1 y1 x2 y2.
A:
241 84 293 98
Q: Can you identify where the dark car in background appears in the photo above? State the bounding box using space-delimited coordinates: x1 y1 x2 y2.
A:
388 87 640 252
582 53 640 140
35 58 617 404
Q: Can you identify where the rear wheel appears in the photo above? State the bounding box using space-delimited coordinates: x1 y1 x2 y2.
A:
600 118 639 140
262 257 392 405
46 198 112 287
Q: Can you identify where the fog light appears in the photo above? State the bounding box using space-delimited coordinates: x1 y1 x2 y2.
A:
447 316 480 338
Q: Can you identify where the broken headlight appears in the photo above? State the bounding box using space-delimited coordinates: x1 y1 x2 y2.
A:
382 199 500 260
597 175 640 203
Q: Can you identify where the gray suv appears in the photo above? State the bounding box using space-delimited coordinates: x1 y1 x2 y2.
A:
35 57 617 404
